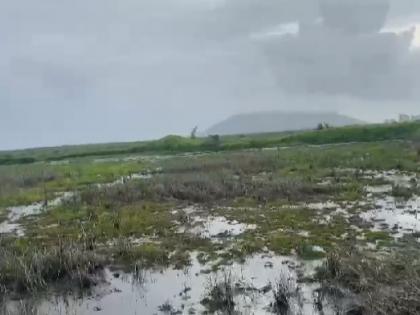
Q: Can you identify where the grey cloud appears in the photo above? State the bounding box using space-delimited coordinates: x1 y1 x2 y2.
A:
255 0 420 101
261 26 420 100
1 0 420 150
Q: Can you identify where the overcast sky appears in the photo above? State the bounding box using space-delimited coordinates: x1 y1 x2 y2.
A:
1 0 420 150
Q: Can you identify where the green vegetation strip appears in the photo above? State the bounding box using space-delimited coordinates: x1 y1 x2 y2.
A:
1 121 420 165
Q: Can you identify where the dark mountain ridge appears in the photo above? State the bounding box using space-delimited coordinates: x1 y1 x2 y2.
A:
206 111 364 135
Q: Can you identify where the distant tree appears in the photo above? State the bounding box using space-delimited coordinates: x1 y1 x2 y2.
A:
316 122 330 130
190 126 198 139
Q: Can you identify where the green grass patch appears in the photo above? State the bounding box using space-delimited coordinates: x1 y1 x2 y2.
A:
113 241 170 267
0 159 148 207
365 231 392 243
24 202 175 244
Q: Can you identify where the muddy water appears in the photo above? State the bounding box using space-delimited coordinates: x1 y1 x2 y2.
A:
178 215 257 239
2 253 336 315
0 192 77 236
361 195 420 236
360 170 420 237
96 171 155 188
310 170 420 239
0 203 42 236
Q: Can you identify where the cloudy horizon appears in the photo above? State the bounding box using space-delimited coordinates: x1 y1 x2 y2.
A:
1 0 420 150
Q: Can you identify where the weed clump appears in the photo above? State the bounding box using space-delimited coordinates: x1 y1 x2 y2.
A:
158 300 178 314
364 231 392 243
0 241 103 296
112 238 169 268
271 273 299 315
201 272 235 314
316 248 420 315
391 184 415 199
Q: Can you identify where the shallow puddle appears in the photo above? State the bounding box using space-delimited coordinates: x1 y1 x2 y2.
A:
358 171 420 237
96 170 157 189
361 195 420 236
2 253 338 315
311 170 420 237
188 216 257 239
0 192 76 236
302 170 420 240
0 202 46 236
175 206 257 241
306 201 341 211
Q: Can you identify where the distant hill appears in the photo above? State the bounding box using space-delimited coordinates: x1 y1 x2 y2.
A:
205 111 364 135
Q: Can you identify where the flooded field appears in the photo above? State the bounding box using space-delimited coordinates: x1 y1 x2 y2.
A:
1 141 420 314
3 254 329 315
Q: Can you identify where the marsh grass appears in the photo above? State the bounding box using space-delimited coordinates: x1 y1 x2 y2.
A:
158 301 177 314
214 205 352 257
0 208 8 223
364 231 392 243
1 138 418 208
317 248 420 315
0 160 148 207
111 238 169 268
391 184 416 199
0 240 103 295
78 171 343 207
272 273 298 315
201 271 236 314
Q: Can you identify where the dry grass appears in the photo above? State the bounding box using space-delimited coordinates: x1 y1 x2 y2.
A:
79 171 334 207
317 248 420 315
0 240 103 296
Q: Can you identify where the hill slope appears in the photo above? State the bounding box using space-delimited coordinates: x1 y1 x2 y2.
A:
206 111 364 135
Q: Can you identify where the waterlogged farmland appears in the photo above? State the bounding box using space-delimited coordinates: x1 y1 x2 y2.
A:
1 124 420 315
